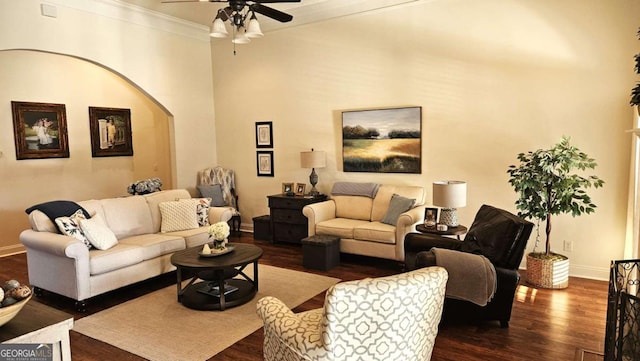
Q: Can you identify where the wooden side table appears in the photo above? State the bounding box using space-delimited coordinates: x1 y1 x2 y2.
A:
416 223 468 240
267 194 327 244
0 301 74 361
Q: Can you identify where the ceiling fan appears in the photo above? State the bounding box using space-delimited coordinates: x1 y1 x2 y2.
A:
162 0 302 40
162 0 301 47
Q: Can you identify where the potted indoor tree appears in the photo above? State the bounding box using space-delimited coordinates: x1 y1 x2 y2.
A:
507 136 604 289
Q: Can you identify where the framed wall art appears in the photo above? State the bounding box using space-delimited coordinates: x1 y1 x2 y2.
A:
255 121 273 148
88 107 133 157
342 106 422 173
256 150 274 177
11 101 69 160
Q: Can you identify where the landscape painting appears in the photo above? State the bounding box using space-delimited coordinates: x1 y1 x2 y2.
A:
342 106 422 173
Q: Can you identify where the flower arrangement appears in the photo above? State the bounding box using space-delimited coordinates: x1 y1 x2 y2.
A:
127 177 162 195
208 221 230 249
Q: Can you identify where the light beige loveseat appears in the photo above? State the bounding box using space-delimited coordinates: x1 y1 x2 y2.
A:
302 183 426 262
19 189 233 311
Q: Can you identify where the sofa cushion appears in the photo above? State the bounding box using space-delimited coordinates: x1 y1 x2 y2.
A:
353 222 396 244
144 189 192 233
317 218 372 239
179 198 211 226
381 194 416 225
118 233 185 261
79 214 118 250
54 209 92 249
159 201 199 233
28 210 58 233
371 185 425 222
165 226 210 248
333 196 373 221
101 196 154 239
89 243 146 275
198 184 225 207
77 200 105 221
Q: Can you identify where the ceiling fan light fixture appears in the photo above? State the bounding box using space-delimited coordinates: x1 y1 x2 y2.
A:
210 17 228 38
232 29 250 44
245 13 263 38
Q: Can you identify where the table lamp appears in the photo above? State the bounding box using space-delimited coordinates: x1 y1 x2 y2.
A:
300 148 326 196
432 180 467 227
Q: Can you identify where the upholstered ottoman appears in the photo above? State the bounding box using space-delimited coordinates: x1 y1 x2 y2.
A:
301 235 340 271
253 215 271 241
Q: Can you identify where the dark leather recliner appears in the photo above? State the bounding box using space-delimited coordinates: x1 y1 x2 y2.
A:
404 204 533 328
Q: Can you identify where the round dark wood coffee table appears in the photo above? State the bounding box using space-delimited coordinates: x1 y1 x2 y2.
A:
170 243 263 311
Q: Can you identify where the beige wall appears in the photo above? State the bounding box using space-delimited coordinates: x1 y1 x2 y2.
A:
0 50 171 254
0 1 217 254
212 0 640 279
0 0 636 280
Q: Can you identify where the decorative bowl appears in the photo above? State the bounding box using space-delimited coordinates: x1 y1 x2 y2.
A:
0 294 32 327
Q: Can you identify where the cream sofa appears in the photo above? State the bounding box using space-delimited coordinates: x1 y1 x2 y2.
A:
19 189 233 311
302 184 426 262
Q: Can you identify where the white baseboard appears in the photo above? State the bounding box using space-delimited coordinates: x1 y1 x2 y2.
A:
0 244 26 258
521 263 609 282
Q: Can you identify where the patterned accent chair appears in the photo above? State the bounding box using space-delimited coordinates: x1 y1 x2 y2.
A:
198 166 240 232
256 267 448 361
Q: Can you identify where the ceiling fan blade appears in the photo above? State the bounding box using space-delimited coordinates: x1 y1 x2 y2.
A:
251 3 293 23
161 0 225 3
253 0 301 3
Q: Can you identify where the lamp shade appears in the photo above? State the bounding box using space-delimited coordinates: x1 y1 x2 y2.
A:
432 181 467 208
300 150 326 169
210 18 228 38
245 15 263 38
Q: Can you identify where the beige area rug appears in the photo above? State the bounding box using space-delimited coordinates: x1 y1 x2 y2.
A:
73 264 339 361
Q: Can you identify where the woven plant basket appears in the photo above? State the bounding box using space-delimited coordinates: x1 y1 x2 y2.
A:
526 252 569 289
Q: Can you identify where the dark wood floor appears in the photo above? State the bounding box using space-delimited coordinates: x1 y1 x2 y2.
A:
0 232 608 361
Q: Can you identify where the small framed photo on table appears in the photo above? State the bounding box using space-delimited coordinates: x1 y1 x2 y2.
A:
424 207 439 227
282 182 294 195
295 183 306 195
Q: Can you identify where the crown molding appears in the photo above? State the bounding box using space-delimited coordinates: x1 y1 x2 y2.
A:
42 0 210 41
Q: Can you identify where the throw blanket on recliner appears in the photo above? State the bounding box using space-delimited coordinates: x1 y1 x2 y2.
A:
432 247 496 306
331 182 380 198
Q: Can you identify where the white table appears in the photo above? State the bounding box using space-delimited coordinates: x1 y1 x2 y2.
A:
0 301 73 361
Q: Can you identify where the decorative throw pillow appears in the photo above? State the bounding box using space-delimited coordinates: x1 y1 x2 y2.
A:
179 198 211 226
381 194 416 225
197 184 226 207
79 214 118 250
54 209 92 249
159 200 199 233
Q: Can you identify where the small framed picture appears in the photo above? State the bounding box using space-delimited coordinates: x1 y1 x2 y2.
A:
282 182 294 195
424 207 439 227
256 151 274 177
255 121 273 148
295 183 306 196
11 101 69 160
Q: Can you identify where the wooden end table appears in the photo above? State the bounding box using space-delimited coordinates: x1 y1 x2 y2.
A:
416 223 468 240
170 243 263 311
0 301 73 361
